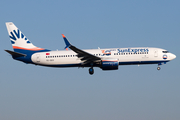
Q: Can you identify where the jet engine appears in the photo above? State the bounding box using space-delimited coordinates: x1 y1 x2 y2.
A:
101 59 119 70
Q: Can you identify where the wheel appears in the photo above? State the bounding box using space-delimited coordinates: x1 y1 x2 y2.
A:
89 67 94 75
157 66 161 70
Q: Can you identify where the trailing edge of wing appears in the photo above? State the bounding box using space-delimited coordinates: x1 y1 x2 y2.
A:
5 50 26 57
61 34 101 64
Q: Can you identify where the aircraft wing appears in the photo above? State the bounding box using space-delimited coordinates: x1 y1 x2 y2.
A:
62 34 101 65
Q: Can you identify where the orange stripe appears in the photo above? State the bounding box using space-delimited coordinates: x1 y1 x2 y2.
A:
13 46 45 51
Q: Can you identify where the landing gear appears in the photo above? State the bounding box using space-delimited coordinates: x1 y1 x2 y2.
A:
157 66 161 70
89 67 94 75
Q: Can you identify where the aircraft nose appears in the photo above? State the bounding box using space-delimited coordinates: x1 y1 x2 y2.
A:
170 53 176 60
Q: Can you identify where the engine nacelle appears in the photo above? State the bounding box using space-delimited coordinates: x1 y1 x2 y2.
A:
101 59 119 70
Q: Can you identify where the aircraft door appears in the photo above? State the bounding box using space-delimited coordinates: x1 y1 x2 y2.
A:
154 50 158 57
36 54 40 62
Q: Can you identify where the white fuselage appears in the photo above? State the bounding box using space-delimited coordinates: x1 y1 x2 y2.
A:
31 47 176 67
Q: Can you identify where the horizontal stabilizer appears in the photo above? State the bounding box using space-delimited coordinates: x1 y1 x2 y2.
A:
5 50 26 57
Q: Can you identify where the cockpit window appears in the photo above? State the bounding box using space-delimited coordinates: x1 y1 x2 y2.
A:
162 51 169 53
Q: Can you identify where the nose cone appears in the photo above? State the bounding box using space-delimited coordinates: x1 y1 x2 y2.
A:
170 53 176 60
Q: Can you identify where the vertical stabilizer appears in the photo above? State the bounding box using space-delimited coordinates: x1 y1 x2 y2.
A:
6 22 45 51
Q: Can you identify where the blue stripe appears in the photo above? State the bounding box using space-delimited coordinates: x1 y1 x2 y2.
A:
9 32 16 40
11 40 15 44
119 60 169 65
21 33 24 38
36 60 170 68
13 30 20 38
39 63 81 68
13 49 50 64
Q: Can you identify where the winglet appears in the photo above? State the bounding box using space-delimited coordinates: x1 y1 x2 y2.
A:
62 34 71 49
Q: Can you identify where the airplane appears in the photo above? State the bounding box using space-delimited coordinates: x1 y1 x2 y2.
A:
5 22 176 75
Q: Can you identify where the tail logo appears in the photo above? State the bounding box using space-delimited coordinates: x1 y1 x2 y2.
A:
9 29 31 44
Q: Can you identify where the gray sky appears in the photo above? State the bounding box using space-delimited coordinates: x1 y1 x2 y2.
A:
0 0 180 120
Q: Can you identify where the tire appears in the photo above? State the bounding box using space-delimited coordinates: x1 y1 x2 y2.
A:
89 67 94 75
